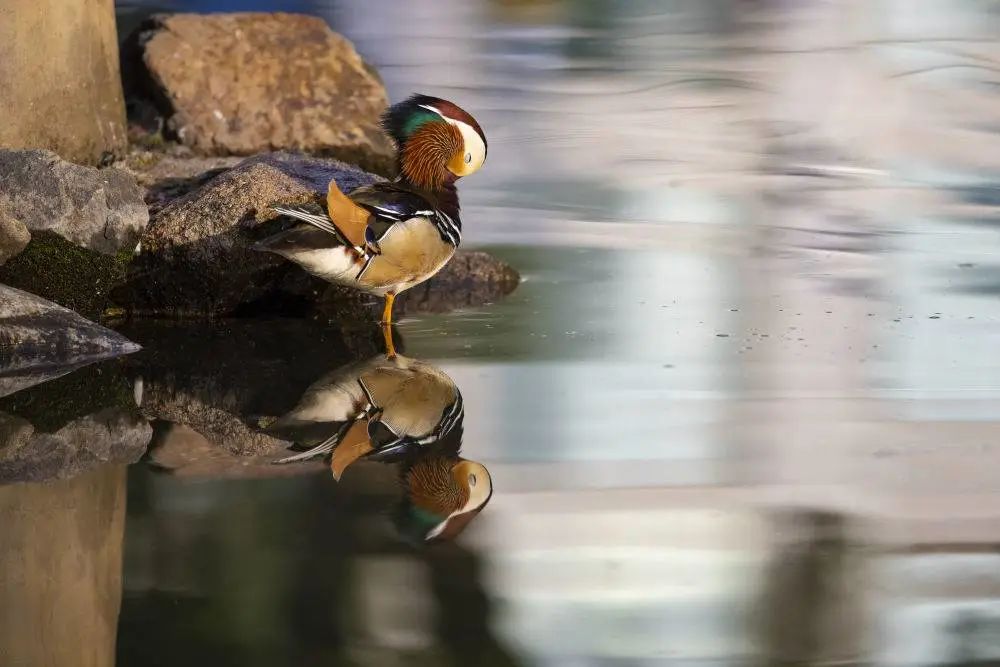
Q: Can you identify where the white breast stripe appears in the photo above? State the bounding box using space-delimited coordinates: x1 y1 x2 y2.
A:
355 254 376 281
435 210 462 247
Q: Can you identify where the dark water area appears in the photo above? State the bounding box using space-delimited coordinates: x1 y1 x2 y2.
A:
4 0 1000 665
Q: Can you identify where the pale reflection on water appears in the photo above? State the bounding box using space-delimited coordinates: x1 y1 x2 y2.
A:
5 0 1000 665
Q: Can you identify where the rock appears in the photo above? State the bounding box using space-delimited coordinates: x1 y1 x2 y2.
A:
122 13 395 174
121 149 244 216
0 150 147 254
116 152 520 318
118 152 375 316
0 150 148 315
0 232 137 319
0 0 127 165
0 408 150 484
0 284 141 398
0 216 30 266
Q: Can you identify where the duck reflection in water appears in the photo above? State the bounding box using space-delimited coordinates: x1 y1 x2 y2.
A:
269 354 492 542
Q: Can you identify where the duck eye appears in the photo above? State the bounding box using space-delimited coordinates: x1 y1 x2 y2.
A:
464 153 472 164
469 474 477 487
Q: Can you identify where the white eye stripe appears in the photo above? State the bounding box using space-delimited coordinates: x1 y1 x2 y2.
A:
417 103 445 118
454 121 486 169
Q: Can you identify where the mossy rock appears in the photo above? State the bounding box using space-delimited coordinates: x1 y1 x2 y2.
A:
0 231 133 320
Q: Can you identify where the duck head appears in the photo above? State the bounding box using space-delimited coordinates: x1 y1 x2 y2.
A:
381 94 487 190
396 457 493 543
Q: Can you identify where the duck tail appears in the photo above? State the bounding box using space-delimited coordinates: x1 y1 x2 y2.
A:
269 206 352 245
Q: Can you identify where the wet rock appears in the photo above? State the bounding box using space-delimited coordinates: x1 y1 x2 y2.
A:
0 408 150 484
0 0 127 165
0 285 140 398
0 301 148 484
0 150 147 254
122 13 394 174
116 152 520 319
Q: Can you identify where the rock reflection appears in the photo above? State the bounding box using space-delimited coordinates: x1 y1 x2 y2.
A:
0 465 127 667
0 358 144 666
0 360 150 484
270 354 492 543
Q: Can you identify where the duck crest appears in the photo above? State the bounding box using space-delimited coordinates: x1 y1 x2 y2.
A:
381 93 485 197
380 94 441 145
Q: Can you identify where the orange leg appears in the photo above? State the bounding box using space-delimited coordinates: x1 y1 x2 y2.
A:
381 292 396 326
380 293 397 358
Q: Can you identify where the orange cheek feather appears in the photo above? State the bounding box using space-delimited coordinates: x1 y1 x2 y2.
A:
401 123 462 190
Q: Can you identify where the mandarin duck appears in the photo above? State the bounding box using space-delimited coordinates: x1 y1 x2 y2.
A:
255 94 487 354
270 354 492 541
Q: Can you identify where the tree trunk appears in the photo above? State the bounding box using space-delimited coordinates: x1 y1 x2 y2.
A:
0 0 127 165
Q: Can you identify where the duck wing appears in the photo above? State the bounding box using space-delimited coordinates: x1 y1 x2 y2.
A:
349 182 443 248
262 180 440 256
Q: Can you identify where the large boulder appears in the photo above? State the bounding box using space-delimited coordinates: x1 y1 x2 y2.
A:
0 150 149 316
0 150 147 255
116 153 520 319
119 152 375 317
0 0 127 165
0 284 140 398
122 13 395 174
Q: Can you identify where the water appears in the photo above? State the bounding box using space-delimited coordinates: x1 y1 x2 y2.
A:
5 0 1000 664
